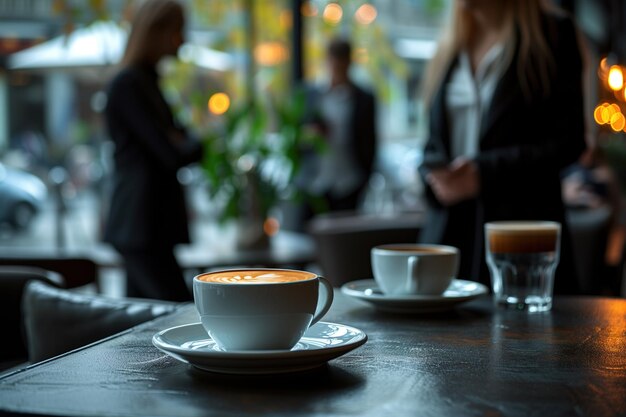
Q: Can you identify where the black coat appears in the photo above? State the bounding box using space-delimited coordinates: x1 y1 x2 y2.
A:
418 13 586 293
103 65 203 251
350 84 378 186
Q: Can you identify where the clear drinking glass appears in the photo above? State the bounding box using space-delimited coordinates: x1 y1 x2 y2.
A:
485 221 561 312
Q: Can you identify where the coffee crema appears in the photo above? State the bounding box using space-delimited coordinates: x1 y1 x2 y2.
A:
376 246 453 254
486 222 559 254
197 269 316 284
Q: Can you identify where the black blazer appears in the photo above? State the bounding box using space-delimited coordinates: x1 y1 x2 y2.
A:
350 84 377 186
103 65 203 251
418 13 586 292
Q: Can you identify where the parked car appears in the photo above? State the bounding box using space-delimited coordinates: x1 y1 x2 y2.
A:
0 163 47 231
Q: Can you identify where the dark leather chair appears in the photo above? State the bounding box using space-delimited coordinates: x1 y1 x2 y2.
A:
21 281 180 363
308 211 423 287
0 266 65 371
0 255 99 290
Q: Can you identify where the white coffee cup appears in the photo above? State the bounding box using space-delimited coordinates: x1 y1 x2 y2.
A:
371 244 459 295
193 268 334 351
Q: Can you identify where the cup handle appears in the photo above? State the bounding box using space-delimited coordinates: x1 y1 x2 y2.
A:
311 277 334 325
407 256 419 293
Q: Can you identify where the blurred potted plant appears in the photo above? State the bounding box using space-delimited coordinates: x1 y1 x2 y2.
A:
201 89 325 249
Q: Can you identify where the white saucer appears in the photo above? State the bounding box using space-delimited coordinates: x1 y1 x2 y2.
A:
152 321 367 375
341 279 488 313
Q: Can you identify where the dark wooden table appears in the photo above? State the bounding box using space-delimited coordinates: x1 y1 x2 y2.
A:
1 292 626 417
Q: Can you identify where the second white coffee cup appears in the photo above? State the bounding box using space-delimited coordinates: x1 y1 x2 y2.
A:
193 268 333 351
371 244 460 295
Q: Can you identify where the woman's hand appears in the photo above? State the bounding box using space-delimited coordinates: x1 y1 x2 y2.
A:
426 157 480 206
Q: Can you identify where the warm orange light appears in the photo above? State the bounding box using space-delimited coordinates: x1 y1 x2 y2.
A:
355 4 377 25
601 108 611 125
608 65 624 91
263 217 280 236
594 302 626 363
600 57 609 71
595 102 612 125
254 42 289 66
594 104 607 125
610 112 625 131
301 1 317 17
323 3 343 24
598 57 609 81
208 93 230 115
602 107 612 123
610 103 621 114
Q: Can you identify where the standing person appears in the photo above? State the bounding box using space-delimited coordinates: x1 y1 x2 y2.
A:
103 0 203 301
303 37 378 212
418 0 587 293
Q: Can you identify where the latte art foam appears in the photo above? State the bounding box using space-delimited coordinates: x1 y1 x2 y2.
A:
198 269 316 284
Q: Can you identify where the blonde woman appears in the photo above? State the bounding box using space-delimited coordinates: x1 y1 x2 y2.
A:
418 0 587 293
103 0 203 300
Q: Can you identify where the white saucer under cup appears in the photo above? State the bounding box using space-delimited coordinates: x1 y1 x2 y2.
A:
152 321 368 375
340 279 488 314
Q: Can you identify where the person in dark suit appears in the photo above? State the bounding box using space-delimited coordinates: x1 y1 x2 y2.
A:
302 37 377 212
418 0 587 294
103 0 203 301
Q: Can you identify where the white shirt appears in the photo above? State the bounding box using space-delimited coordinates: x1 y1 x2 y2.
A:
445 43 507 158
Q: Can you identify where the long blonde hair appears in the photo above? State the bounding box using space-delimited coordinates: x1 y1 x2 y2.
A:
121 0 184 67
421 0 563 106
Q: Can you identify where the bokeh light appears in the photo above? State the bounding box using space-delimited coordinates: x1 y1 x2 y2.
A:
263 217 280 236
208 93 230 115
323 3 343 25
254 42 289 66
600 57 609 71
594 104 606 125
355 4 377 25
598 57 609 82
610 103 621 114
608 65 624 91
610 111 625 131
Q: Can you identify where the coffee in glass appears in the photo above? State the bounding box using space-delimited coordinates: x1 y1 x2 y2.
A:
485 221 561 312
